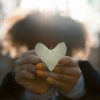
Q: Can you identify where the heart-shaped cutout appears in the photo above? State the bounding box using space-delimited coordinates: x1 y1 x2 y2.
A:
35 42 67 71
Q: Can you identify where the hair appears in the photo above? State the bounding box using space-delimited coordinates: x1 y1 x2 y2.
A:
2 11 91 59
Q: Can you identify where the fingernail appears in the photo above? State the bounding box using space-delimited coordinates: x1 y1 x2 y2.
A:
36 70 44 78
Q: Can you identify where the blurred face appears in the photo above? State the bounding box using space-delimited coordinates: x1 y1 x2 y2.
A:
4 31 88 60
31 30 89 60
3 12 89 60
33 33 61 49
3 33 61 59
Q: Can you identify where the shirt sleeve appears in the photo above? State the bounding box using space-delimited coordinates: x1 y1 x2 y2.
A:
22 86 57 100
60 74 86 99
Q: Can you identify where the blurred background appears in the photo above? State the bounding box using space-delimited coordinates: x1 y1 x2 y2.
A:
0 0 100 85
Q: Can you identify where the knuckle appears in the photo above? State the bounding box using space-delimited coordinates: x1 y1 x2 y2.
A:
63 76 67 81
15 73 22 84
14 65 23 72
27 64 34 69
59 68 67 73
62 68 67 73
60 75 66 81
21 70 27 76
27 55 33 61
57 74 62 79
23 64 32 70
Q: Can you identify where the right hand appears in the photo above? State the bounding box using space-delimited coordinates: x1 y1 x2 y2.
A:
15 50 50 94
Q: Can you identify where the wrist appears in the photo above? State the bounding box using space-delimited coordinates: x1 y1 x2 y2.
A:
24 86 57 100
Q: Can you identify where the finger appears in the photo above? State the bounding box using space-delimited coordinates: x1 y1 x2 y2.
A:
36 70 50 78
36 63 48 71
20 50 36 57
15 64 36 73
47 77 74 92
47 77 71 90
15 55 42 65
15 69 35 82
49 72 74 83
21 70 35 79
36 70 77 82
53 65 81 76
59 56 78 66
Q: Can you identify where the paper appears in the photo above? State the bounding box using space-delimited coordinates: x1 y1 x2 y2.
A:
35 42 67 71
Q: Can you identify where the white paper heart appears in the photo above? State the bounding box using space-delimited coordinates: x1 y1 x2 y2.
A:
35 42 67 71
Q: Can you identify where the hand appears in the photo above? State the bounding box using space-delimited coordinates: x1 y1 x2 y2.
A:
36 56 81 93
15 50 50 94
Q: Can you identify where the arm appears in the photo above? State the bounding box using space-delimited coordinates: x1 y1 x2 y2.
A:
59 61 100 99
79 61 100 93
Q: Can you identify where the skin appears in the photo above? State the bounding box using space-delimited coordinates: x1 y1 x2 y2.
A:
15 50 50 94
15 50 81 94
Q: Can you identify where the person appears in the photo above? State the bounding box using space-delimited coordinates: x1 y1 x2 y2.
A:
0 10 100 100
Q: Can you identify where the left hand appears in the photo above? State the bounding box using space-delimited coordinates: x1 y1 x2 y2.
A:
15 50 51 94
36 56 81 93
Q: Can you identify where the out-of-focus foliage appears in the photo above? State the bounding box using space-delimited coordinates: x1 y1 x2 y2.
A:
0 0 21 24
